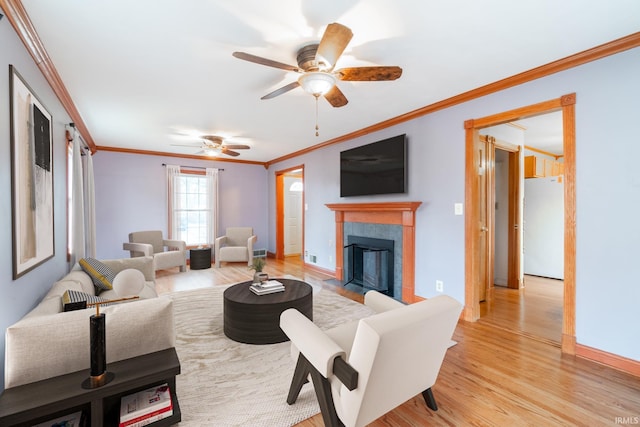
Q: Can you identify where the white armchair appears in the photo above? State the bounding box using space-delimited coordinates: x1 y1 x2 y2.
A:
214 227 257 268
280 291 462 427
123 230 187 272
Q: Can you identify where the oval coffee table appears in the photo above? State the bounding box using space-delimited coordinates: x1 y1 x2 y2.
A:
223 278 313 344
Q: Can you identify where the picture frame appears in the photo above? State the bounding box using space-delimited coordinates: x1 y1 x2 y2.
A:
9 65 55 279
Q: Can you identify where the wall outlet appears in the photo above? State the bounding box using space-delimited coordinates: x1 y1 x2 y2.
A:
310 255 317 263
436 280 444 292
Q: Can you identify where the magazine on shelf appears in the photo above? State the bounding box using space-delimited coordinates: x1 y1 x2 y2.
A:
121 411 172 427
32 411 83 427
119 383 173 427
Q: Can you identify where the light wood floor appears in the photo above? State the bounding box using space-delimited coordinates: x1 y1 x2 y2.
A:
479 275 564 345
156 258 640 426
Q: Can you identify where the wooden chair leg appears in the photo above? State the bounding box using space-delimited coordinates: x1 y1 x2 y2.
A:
422 387 438 411
309 367 344 427
287 354 311 405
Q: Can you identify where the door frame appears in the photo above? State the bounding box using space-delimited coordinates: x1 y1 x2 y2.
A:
464 93 576 354
493 140 522 290
275 164 305 260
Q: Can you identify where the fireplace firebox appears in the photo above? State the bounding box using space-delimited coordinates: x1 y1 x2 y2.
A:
344 235 394 297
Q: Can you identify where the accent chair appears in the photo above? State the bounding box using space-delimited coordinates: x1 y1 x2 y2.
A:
214 227 257 268
123 230 187 272
280 291 462 427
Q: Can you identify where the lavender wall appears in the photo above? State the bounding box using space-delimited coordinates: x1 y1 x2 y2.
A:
1 9 638 391
92 151 269 260
269 47 640 362
0 13 73 390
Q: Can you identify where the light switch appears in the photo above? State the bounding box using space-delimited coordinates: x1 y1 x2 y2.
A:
454 203 463 215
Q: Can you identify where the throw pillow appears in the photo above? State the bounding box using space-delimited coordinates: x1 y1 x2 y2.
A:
79 258 116 294
112 268 145 297
62 289 110 312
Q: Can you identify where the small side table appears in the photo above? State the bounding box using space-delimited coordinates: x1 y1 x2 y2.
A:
190 247 212 270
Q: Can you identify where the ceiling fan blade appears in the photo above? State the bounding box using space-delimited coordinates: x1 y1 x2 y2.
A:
315 23 353 71
336 66 403 81
233 51 300 72
324 85 348 108
261 81 300 100
222 144 250 150
221 148 241 157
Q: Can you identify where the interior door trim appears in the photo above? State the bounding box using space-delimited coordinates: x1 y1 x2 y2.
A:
464 93 576 355
275 164 304 260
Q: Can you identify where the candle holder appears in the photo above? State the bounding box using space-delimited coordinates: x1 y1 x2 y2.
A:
81 296 138 389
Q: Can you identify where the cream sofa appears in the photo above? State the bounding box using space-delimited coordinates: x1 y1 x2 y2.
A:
4 256 175 388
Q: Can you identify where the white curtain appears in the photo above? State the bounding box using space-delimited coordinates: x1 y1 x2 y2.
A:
69 128 85 267
83 151 97 258
68 126 97 268
166 164 181 239
206 168 219 245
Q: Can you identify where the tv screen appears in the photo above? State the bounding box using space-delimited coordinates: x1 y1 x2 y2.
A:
340 134 407 197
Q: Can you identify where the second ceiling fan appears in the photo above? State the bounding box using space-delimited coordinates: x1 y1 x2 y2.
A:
172 135 250 157
233 22 402 108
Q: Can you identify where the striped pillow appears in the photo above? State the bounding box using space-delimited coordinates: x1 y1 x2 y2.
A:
62 289 111 312
79 258 115 293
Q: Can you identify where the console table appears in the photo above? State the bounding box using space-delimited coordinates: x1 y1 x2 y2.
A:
0 348 181 426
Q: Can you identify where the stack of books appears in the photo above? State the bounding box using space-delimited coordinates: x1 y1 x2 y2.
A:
120 383 173 427
250 280 285 295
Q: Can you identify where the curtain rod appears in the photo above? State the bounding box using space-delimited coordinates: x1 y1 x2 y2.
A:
67 122 90 153
162 163 224 171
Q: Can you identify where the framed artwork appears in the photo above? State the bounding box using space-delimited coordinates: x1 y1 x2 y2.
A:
9 65 55 279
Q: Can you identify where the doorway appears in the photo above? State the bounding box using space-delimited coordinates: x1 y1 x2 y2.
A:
464 93 576 355
275 165 304 261
481 116 564 344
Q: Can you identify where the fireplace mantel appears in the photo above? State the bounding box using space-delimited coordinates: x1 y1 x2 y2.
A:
326 202 422 302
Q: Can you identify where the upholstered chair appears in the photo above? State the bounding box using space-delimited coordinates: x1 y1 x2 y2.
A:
214 227 257 268
280 291 462 427
123 230 187 272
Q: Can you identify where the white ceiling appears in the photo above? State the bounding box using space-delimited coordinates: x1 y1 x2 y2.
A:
18 0 640 162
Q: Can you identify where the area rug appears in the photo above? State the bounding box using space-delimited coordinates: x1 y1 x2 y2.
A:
164 284 375 427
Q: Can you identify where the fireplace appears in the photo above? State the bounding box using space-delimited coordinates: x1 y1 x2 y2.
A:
345 235 394 297
326 202 422 303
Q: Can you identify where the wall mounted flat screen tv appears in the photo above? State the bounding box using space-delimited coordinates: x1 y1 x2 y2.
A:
340 134 407 197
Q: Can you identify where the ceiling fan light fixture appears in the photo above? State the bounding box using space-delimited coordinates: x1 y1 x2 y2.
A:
204 147 221 156
298 72 336 96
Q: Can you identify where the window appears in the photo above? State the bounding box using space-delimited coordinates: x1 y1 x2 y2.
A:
168 167 218 246
174 173 209 245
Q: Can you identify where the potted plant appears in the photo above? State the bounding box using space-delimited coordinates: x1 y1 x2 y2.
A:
249 257 268 283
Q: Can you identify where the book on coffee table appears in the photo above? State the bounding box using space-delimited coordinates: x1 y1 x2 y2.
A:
250 281 285 295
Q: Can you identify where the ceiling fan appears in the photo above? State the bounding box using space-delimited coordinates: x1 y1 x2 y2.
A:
232 22 402 108
171 135 250 157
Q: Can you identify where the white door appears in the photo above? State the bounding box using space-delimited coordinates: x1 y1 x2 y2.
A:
284 177 303 256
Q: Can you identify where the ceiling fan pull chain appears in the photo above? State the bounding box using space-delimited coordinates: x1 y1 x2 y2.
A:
315 94 320 137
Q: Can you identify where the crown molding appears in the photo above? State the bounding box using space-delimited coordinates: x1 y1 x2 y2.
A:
3 0 637 164
266 32 640 167
0 0 97 152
